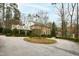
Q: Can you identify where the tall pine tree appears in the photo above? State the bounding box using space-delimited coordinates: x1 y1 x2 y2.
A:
51 22 57 37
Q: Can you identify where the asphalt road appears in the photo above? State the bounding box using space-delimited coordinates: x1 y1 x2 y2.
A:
0 35 79 56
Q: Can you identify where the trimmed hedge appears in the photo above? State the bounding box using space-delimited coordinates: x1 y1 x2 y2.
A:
20 30 25 35
0 27 3 34
12 29 27 37
2 28 12 36
12 29 19 36
1 28 26 36
56 36 79 42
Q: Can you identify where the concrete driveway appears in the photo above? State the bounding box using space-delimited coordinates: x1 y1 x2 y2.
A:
0 35 79 56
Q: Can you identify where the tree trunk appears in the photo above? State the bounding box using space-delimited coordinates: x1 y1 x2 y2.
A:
70 15 73 37
2 3 5 28
76 3 79 39
61 3 64 37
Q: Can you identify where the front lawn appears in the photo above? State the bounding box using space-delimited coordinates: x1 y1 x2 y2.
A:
24 37 57 44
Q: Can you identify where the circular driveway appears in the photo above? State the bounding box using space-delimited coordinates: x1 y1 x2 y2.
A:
0 35 79 56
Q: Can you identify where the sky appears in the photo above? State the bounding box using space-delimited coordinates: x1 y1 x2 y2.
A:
17 3 61 25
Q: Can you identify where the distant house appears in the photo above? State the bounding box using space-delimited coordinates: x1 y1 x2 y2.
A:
11 24 31 35
11 24 30 30
30 24 51 36
12 24 23 30
11 21 51 36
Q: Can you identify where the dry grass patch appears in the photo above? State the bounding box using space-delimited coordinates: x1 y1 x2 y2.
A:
24 37 57 44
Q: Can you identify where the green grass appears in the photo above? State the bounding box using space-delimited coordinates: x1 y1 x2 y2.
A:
24 37 57 44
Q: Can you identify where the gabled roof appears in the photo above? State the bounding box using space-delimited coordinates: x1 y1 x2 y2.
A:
31 23 50 29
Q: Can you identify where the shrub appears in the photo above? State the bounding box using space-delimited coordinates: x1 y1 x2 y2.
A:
56 36 79 42
12 29 27 37
6 33 12 36
27 30 32 36
3 28 12 36
19 30 25 36
0 27 3 34
12 29 19 36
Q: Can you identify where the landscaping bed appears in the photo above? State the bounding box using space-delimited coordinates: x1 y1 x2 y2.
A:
24 37 57 44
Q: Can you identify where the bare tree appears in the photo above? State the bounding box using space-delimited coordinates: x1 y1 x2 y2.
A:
76 3 79 39
2 3 5 28
68 3 76 37
27 11 49 25
52 3 67 37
